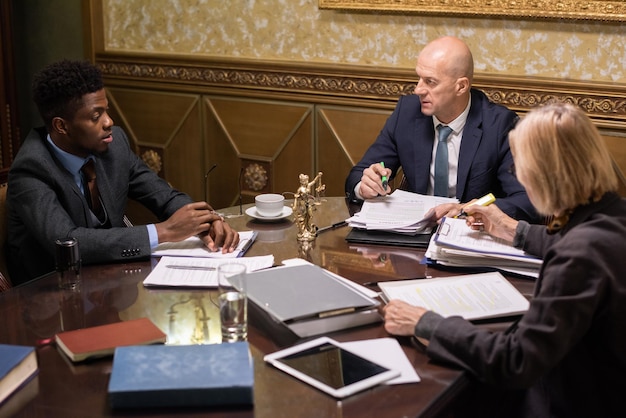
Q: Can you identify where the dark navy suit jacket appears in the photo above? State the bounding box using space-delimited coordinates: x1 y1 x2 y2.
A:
345 89 538 222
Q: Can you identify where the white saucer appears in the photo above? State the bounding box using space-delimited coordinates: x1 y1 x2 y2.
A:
245 206 293 222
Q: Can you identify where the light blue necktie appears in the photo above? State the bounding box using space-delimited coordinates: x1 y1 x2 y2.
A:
434 125 453 197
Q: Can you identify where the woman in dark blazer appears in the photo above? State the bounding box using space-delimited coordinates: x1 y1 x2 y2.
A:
383 103 626 417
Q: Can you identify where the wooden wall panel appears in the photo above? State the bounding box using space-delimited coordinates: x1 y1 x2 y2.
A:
602 133 626 196
203 97 314 209
317 106 392 197
274 115 313 197
203 98 241 209
107 88 200 149
106 88 204 224
162 103 203 198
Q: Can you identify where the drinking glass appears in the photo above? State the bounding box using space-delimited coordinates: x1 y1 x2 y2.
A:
217 263 248 342
55 237 81 289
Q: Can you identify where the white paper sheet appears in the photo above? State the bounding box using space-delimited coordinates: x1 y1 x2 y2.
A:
342 338 420 385
379 272 530 321
152 231 256 258
143 255 274 287
347 190 457 234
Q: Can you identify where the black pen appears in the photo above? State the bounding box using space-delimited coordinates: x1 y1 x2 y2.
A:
316 220 348 235
363 276 428 287
166 265 216 271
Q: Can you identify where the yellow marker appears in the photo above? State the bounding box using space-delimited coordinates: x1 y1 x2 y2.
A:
455 193 496 218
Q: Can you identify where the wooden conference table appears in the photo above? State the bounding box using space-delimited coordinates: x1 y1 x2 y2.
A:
0 197 535 418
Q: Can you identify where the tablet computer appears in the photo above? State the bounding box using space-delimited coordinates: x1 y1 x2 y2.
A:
263 336 399 398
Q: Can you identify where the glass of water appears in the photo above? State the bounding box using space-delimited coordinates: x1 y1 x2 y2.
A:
217 263 248 343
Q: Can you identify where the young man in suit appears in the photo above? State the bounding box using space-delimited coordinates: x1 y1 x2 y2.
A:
7 60 239 285
345 36 538 223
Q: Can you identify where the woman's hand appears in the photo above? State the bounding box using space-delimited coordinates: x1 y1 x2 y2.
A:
464 204 518 243
382 299 427 336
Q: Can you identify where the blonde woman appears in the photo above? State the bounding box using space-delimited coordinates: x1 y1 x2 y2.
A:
383 103 626 417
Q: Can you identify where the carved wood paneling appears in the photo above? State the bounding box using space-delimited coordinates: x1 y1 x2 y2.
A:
97 55 626 127
203 97 313 209
317 106 392 197
106 88 205 224
107 88 203 194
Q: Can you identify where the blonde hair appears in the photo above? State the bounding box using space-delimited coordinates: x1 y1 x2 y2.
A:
509 103 617 216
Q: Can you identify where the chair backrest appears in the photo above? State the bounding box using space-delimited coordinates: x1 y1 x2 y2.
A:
0 183 11 291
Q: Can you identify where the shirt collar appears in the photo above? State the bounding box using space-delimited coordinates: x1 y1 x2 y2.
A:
46 134 93 175
432 95 472 134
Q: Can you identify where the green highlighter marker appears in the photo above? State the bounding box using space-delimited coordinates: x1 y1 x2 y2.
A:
380 162 388 190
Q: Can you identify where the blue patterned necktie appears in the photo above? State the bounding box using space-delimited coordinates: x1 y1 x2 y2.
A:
434 125 453 197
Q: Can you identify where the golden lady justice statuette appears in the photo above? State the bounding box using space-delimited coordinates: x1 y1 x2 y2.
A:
292 172 325 242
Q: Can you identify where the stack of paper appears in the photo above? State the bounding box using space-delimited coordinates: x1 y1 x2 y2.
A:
425 217 542 278
347 190 458 234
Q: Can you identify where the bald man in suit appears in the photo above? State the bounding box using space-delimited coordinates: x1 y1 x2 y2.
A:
346 36 538 223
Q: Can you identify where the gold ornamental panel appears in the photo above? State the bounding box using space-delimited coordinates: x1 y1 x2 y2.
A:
319 0 626 21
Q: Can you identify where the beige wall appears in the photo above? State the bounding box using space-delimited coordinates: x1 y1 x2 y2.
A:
102 0 626 83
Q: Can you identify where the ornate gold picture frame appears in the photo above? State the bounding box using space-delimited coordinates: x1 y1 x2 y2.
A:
319 0 626 22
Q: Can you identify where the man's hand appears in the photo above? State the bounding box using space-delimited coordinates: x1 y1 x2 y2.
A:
430 202 465 221
199 219 240 253
358 163 392 199
155 202 239 252
383 299 427 336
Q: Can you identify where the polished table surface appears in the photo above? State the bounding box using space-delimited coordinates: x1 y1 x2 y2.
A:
0 197 535 417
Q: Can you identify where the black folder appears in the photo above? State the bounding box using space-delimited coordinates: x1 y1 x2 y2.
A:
345 228 434 248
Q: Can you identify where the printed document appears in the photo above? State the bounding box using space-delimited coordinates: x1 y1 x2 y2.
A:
143 255 274 287
347 190 457 234
152 231 256 258
379 272 530 320
425 217 542 278
434 217 540 260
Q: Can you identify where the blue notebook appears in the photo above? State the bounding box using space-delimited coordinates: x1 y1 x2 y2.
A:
108 342 254 408
0 344 38 405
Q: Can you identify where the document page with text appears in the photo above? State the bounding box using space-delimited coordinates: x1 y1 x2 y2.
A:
379 272 529 320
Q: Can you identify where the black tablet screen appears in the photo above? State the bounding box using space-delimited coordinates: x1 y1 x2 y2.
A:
276 342 389 389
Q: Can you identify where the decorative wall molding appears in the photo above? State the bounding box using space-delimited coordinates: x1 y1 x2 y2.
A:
318 0 626 22
97 55 626 127
97 59 414 101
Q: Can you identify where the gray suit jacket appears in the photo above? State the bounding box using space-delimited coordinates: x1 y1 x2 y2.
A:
7 126 192 285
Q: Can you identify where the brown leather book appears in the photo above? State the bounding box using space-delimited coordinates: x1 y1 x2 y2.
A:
55 318 167 362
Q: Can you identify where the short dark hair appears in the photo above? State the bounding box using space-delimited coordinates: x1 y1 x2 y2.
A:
32 59 104 129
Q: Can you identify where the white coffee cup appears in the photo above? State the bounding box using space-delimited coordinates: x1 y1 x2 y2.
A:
255 193 285 217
